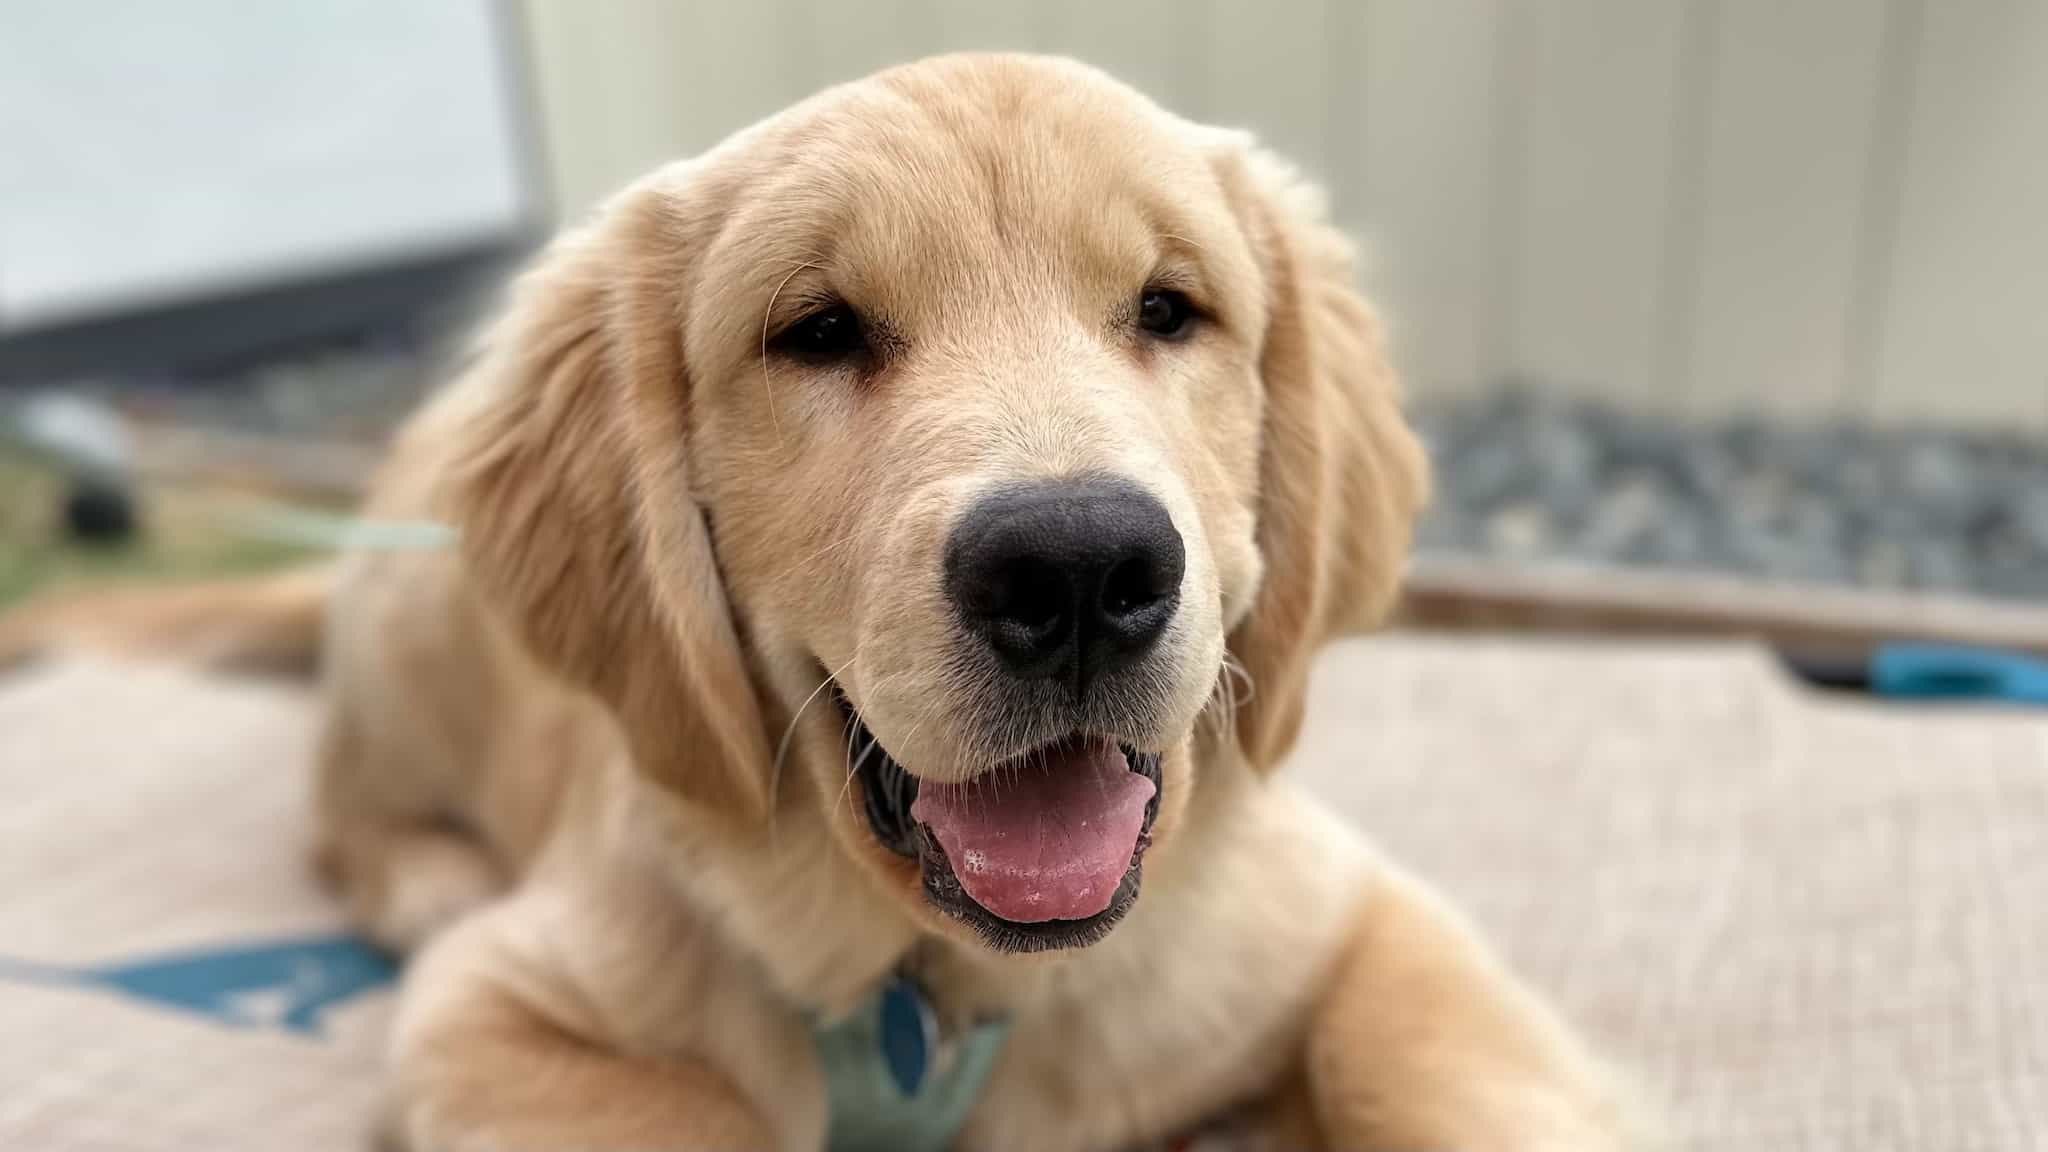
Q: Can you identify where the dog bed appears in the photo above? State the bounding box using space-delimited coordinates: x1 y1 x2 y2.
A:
3 638 2043 1150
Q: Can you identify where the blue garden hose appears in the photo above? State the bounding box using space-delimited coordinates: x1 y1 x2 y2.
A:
1868 643 2048 705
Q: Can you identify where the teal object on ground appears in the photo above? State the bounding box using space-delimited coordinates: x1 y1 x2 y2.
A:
813 976 1009 1152
0 934 396 1036
1870 643 2048 705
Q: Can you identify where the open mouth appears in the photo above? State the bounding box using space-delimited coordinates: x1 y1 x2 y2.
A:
837 689 1163 953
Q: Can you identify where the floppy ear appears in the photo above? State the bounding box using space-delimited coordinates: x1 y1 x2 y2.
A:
436 174 770 819
1217 147 1431 773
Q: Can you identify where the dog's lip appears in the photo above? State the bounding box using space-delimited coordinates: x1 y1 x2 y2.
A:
831 679 1161 789
831 683 1163 952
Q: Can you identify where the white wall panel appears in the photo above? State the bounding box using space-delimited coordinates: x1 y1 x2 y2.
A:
932 0 1049 54
1869 0 2048 428
1344 0 1505 399
1496 0 1689 410
1040 0 1181 114
801 0 939 89
521 0 799 216
1202 0 1333 180
1681 0 1889 421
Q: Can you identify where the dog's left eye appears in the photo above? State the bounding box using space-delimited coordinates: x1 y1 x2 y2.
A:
772 302 868 364
1136 289 1198 340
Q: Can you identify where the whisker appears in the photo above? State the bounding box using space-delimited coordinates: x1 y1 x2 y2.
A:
1198 653 1254 750
767 651 862 846
834 720 882 816
1223 652 1256 705
758 260 823 441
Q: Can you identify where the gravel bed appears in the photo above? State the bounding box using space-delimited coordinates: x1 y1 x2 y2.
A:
1413 389 2048 603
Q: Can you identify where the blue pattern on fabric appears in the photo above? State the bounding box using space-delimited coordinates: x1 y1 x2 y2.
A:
0 933 397 1037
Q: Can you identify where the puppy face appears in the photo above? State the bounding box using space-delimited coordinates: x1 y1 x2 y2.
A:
684 61 1264 951
449 54 1424 959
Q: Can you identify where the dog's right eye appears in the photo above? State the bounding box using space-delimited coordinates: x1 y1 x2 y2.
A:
771 302 868 364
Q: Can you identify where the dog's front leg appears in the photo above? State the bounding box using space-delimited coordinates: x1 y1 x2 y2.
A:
1299 870 1642 1151
384 897 811 1152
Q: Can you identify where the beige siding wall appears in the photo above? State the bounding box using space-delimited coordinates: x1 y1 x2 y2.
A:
519 0 2048 433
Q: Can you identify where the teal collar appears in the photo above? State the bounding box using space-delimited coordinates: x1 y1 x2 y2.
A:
812 974 1009 1152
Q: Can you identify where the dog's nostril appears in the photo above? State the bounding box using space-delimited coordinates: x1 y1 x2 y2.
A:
1100 555 1163 618
990 559 1069 634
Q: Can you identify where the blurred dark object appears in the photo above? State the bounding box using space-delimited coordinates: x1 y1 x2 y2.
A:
0 249 521 388
62 476 137 546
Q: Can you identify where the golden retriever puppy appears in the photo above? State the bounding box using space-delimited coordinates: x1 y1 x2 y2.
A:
4 54 1632 1151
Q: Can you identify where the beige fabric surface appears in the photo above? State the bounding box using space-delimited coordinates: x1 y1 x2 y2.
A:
3 637 2045 1150
1291 637 2048 1151
0 661 390 1152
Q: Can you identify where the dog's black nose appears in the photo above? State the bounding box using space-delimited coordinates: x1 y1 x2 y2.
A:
945 478 1184 694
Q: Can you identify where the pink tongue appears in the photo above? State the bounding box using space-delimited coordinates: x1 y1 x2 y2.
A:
910 738 1155 923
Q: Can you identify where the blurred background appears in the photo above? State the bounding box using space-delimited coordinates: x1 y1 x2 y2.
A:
3 0 2045 613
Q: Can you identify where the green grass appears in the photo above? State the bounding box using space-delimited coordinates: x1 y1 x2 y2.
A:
0 449 322 610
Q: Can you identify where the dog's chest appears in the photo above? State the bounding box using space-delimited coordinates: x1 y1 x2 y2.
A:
956 783 1374 1151
964 957 1302 1150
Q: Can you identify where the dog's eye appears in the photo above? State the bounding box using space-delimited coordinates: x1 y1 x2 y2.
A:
772 302 867 363
1136 289 1197 340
